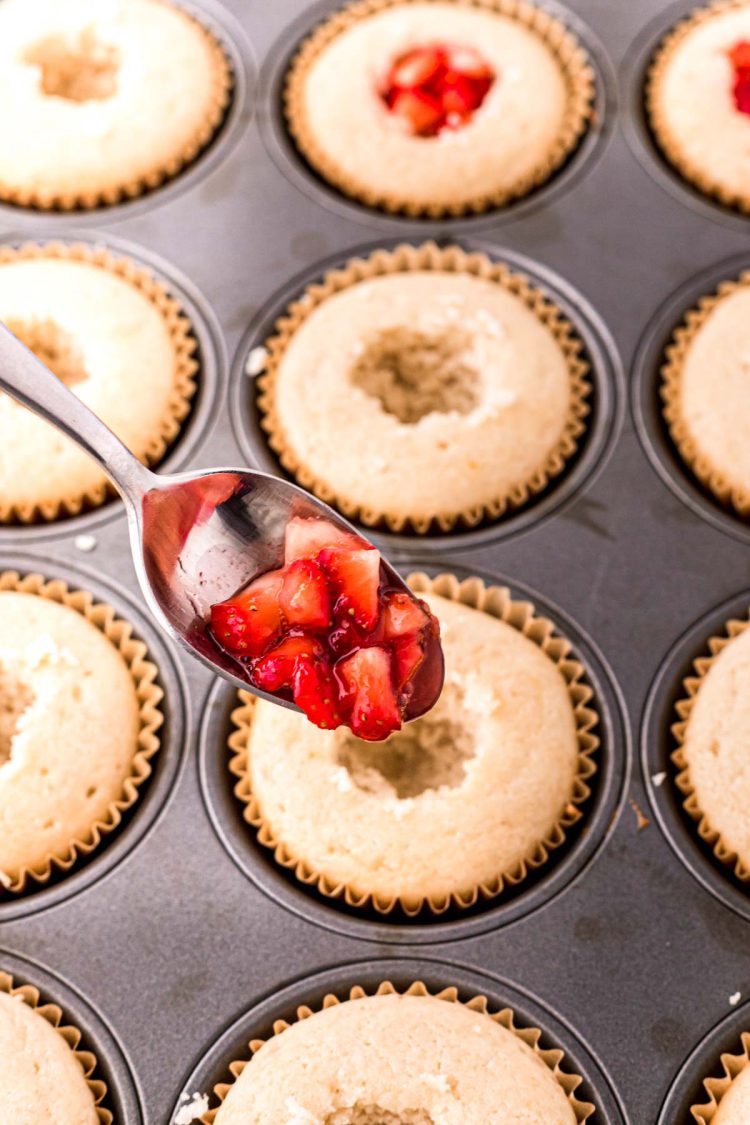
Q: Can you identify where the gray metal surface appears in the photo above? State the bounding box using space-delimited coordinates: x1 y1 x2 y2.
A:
0 1 749 1122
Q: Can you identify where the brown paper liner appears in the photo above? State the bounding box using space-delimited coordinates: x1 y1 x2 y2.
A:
660 272 750 518
0 970 111 1123
201 979 595 1123
646 0 750 213
284 0 595 217
228 571 599 916
0 2 232 212
257 241 591 534
671 610 750 882
0 571 164 894
691 1031 750 1122
0 240 199 524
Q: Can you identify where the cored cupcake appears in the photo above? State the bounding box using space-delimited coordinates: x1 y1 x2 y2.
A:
285 0 594 216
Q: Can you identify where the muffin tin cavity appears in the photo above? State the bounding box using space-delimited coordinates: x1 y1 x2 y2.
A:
658 1002 750 1123
173 959 626 1124
632 253 750 546
0 553 187 922
643 587 750 923
231 238 623 553
0 949 143 1123
198 562 627 944
258 0 615 230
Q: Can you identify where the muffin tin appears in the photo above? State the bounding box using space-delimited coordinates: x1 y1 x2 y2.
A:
1 0 750 1121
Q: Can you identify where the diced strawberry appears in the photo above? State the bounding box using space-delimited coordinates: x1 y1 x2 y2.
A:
318 547 381 631
445 44 494 81
327 614 371 656
210 569 284 657
392 633 426 691
391 45 446 89
252 634 324 692
337 646 401 741
442 71 485 116
280 559 331 629
730 40 750 70
293 656 344 731
735 74 750 114
284 516 361 565
382 590 430 640
390 88 443 135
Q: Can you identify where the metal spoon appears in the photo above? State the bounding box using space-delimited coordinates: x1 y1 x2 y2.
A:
0 323 443 720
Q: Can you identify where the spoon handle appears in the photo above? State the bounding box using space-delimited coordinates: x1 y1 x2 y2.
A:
0 320 151 506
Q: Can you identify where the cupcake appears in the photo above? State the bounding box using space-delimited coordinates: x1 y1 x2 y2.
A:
0 572 163 893
0 0 232 210
257 243 590 534
672 611 750 880
229 573 598 914
692 1031 750 1123
205 981 593 1123
647 0 750 212
0 970 109 1122
0 242 198 523
284 0 594 216
661 272 750 518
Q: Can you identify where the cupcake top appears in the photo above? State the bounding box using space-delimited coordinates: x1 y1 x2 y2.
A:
676 620 750 872
662 278 750 515
0 0 230 208
713 1063 750 1122
0 246 196 522
0 588 146 888
235 588 587 910
648 0 750 211
285 0 593 215
214 992 581 1124
0 989 99 1123
259 249 588 533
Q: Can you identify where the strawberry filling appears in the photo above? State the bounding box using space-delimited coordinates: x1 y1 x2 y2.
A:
209 516 442 741
380 42 495 136
729 41 750 115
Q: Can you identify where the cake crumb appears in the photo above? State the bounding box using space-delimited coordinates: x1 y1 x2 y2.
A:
174 1092 209 1124
284 1096 318 1124
74 534 97 553
245 346 268 377
651 771 667 787
730 991 742 1006
0 869 12 889
420 1072 453 1093
629 798 650 831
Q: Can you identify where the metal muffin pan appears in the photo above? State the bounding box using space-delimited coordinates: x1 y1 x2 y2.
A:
2 0 750 1121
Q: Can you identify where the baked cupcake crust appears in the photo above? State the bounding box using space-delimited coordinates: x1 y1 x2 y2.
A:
0 0 232 210
285 0 594 216
257 243 590 534
647 0 750 212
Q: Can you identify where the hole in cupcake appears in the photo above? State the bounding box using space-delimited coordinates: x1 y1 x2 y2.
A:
380 43 495 136
325 1107 435 1125
24 31 120 103
0 669 35 765
350 327 480 424
336 696 475 799
5 318 89 389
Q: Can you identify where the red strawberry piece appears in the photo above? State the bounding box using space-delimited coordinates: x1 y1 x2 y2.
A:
337 646 401 741
209 568 285 658
391 45 446 89
252 634 324 692
280 559 331 629
284 516 361 565
293 655 344 731
390 88 444 135
735 74 750 114
730 40 750 70
445 44 494 81
318 546 381 631
328 614 371 657
392 633 426 692
442 71 485 117
382 590 431 640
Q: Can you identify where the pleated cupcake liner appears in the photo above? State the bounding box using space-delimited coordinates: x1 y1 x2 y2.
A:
201 979 595 1123
691 1030 750 1122
228 571 599 917
257 241 591 534
0 571 164 895
671 610 750 882
0 969 111 1123
284 0 595 217
660 270 750 519
0 240 199 524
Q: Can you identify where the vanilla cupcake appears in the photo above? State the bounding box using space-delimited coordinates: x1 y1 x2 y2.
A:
0 573 162 892
0 0 232 209
647 0 750 212
692 1031 750 1123
229 574 598 914
207 983 593 1124
661 272 750 518
0 243 197 522
285 0 594 216
257 243 590 533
